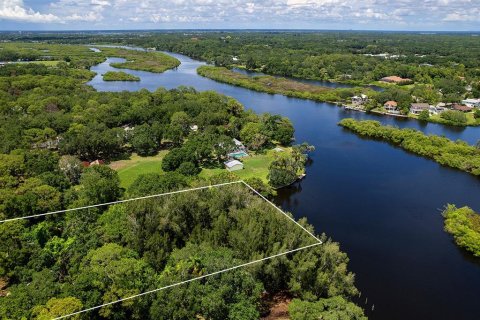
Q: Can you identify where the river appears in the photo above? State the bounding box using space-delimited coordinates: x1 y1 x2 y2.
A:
88 50 480 320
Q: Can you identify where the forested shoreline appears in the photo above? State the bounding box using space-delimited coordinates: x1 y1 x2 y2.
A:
197 65 367 104
339 119 480 176
0 42 366 319
442 205 480 257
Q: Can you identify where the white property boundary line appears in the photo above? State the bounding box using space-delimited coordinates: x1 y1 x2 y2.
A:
54 242 322 319
0 181 242 224
1 180 323 319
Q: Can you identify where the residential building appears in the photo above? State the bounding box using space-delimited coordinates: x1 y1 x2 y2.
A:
452 104 473 112
461 99 480 108
384 101 399 113
225 159 244 171
410 103 430 115
351 94 368 105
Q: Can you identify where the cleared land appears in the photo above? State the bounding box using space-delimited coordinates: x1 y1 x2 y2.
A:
110 151 168 188
110 148 289 187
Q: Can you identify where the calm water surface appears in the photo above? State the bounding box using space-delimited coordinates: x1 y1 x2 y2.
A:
89 50 480 320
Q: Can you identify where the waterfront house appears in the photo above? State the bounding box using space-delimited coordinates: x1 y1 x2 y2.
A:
225 159 244 171
384 101 399 113
452 104 473 113
351 94 368 105
410 103 430 115
461 99 480 108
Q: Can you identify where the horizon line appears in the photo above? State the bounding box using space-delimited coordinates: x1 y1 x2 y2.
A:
0 28 479 33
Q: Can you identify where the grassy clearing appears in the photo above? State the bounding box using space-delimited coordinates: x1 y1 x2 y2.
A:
109 151 168 188
200 148 289 183
112 148 285 188
14 60 63 66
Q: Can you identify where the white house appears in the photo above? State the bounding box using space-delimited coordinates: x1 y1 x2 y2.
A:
225 160 244 171
351 94 368 105
384 101 399 114
410 103 430 115
461 99 480 108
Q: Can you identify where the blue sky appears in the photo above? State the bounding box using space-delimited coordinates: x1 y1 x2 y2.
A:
0 0 479 31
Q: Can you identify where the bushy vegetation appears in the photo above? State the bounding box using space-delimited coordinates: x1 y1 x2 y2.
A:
0 43 180 74
103 71 140 81
442 205 480 257
0 55 365 318
198 66 368 103
339 119 480 176
0 176 363 319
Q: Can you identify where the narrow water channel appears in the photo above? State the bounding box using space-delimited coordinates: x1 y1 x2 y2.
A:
89 50 480 320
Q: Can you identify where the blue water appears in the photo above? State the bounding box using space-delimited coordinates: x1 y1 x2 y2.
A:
88 50 480 320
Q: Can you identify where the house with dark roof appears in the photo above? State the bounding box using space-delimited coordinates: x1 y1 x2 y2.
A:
410 103 430 115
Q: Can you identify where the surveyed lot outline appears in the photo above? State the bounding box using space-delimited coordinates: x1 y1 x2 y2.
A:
1 180 322 319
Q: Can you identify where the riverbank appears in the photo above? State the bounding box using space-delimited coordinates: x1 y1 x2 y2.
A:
197 65 367 104
99 47 180 73
339 118 480 176
443 205 480 257
103 71 140 81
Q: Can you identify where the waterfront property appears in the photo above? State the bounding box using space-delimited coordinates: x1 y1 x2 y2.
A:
462 98 480 108
453 104 474 112
410 103 430 115
225 159 244 171
352 94 368 105
384 100 399 114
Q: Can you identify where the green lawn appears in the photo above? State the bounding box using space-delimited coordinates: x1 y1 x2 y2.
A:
112 148 286 188
15 60 63 66
109 151 168 188
199 148 287 183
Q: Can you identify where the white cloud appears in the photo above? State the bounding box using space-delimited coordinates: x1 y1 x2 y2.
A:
1 0 479 29
0 0 60 22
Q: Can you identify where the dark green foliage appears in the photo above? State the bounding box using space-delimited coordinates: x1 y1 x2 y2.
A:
126 172 187 197
130 124 161 156
289 297 367 320
176 161 200 176
60 123 124 161
474 108 480 119
75 165 122 205
161 147 195 171
440 110 468 125
339 118 480 176
418 109 430 121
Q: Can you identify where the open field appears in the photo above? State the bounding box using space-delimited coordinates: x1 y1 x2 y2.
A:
111 148 287 188
109 151 168 188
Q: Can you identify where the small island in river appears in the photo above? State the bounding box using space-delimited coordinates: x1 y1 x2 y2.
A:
103 71 140 81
